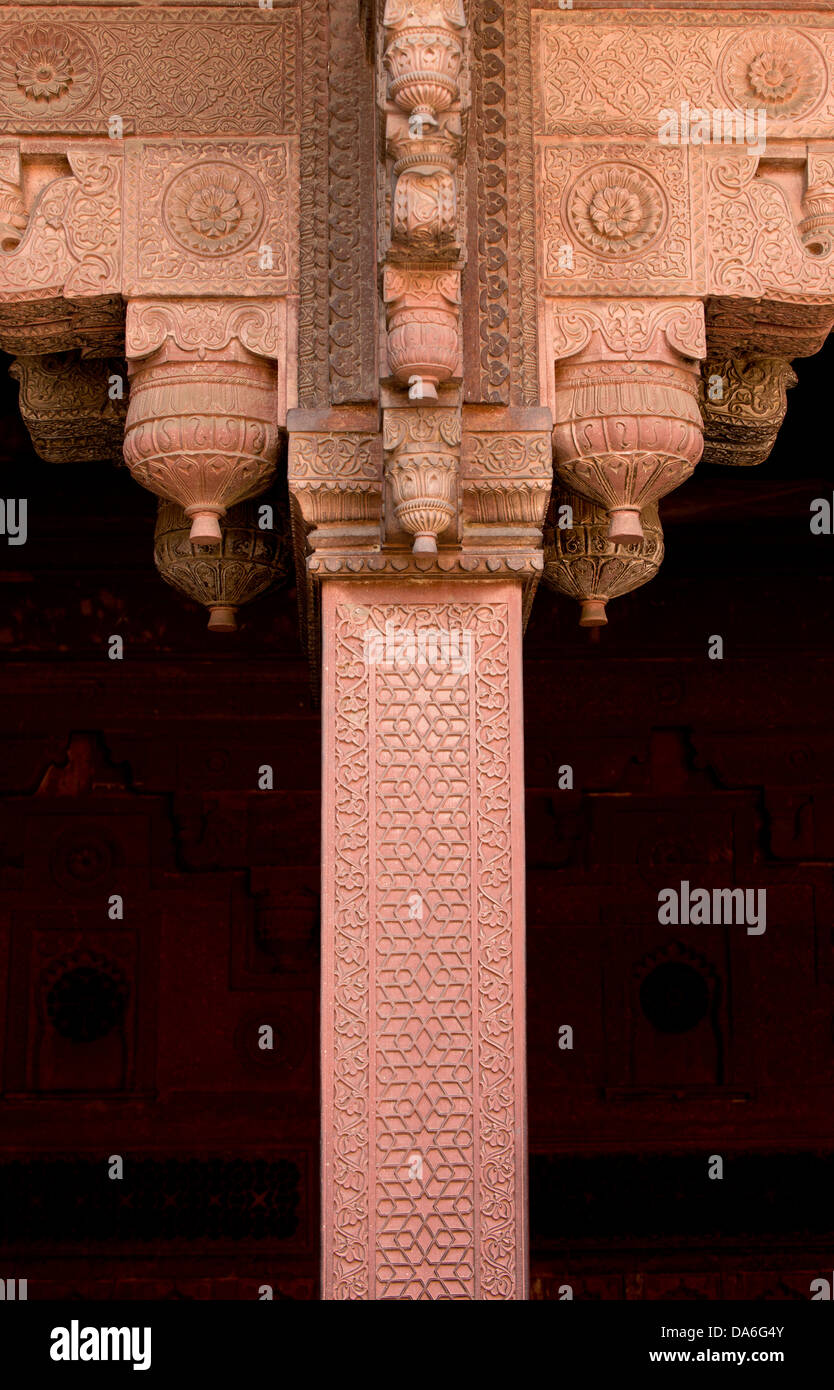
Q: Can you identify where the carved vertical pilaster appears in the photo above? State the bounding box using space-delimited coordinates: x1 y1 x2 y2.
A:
321 579 528 1301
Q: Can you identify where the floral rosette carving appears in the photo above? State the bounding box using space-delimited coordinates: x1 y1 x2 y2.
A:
566 164 667 261
162 162 265 259
543 487 664 627
719 30 826 120
0 24 98 119
154 496 291 631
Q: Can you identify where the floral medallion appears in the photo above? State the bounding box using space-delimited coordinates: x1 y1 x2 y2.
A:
0 24 98 117
565 164 667 260
719 30 826 120
162 162 266 258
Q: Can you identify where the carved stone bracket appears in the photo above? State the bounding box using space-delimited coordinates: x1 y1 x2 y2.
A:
549 299 706 544
124 299 285 547
0 145 121 302
383 265 461 398
154 495 292 633
9 350 126 463
699 354 797 468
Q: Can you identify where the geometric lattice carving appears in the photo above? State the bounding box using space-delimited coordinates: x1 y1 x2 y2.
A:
322 583 527 1299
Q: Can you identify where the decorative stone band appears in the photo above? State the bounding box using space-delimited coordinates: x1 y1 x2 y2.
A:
549 299 706 543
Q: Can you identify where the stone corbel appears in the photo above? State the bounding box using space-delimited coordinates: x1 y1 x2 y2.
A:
9 350 126 464
0 143 123 354
383 404 460 553
699 353 797 468
124 298 286 547
288 408 384 558
543 485 664 630
550 298 706 544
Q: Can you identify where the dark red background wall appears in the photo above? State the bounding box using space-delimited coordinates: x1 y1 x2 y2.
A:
1 341 832 1300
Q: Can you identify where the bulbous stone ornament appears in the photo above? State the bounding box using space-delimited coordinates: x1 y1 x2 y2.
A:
550 300 706 545
153 496 291 632
543 488 664 627
124 341 279 548
387 450 457 553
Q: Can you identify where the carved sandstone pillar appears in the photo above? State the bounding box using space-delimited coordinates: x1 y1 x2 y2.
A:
321 578 527 1300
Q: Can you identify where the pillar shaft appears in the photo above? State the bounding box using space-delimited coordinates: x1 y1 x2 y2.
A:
321 580 528 1300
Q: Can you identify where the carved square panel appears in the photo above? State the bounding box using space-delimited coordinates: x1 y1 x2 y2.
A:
124 138 297 296
537 141 703 297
